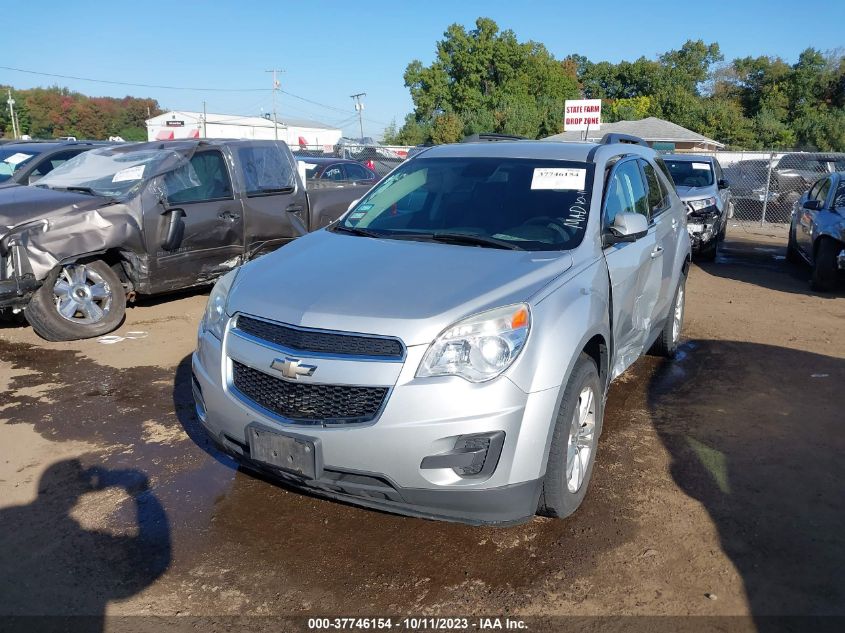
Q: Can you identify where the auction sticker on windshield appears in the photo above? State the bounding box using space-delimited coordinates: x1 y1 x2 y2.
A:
112 165 146 182
692 162 711 171
3 152 33 166
531 167 586 190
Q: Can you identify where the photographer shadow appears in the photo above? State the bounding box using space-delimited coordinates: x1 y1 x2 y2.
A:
0 459 171 633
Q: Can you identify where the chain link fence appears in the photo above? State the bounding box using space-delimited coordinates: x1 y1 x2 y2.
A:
698 151 845 232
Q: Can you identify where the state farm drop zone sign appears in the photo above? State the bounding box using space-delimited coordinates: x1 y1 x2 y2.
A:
564 99 602 131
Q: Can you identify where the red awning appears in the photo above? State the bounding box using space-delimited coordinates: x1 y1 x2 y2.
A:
155 130 175 140
190 128 200 138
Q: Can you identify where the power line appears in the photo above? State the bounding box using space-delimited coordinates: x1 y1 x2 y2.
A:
0 65 268 92
0 64 395 129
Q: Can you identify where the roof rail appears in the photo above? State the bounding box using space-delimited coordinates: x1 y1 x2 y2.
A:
461 132 526 143
600 133 649 148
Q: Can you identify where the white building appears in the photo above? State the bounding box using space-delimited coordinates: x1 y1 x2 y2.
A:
145 110 342 148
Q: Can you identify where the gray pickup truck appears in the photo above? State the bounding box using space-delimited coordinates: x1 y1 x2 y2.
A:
0 139 367 341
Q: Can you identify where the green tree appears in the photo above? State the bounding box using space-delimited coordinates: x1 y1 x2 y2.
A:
400 17 580 142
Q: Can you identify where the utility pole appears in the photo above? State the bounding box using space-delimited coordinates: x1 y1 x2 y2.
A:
6 89 19 140
266 69 284 141
350 92 366 140
202 100 207 138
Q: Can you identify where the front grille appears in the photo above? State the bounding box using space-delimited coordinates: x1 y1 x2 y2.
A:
236 315 403 359
232 361 388 424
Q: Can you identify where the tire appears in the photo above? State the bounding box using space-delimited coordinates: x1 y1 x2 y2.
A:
649 273 686 358
696 237 718 262
786 223 802 265
810 238 840 292
25 260 126 341
538 353 603 519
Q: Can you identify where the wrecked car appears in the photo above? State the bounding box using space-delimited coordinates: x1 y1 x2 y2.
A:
191 133 691 524
664 154 732 260
787 171 845 291
0 139 365 341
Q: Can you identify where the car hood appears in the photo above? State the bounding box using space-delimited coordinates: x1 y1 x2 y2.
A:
675 185 718 202
228 230 573 346
0 185 111 233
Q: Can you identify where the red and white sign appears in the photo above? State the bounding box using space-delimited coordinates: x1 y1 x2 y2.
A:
564 99 602 132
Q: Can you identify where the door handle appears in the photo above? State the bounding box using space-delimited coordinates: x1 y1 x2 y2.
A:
286 205 304 214
650 246 664 259
218 210 240 222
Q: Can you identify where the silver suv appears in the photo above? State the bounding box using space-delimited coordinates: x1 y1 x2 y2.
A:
192 134 691 525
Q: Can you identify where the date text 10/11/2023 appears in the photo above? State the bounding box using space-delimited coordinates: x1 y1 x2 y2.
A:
306 617 529 630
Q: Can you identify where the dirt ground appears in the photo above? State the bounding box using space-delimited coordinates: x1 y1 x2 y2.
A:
1 227 843 632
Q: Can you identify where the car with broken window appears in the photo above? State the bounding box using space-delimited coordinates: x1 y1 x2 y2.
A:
191 133 692 525
0 139 362 341
663 154 732 260
787 171 845 291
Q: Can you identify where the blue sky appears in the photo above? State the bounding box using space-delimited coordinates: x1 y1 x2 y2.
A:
3 0 842 139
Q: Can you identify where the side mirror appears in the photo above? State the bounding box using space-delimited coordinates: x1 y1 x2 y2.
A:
717 179 729 190
802 199 822 211
605 213 648 245
347 198 360 213
160 206 186 251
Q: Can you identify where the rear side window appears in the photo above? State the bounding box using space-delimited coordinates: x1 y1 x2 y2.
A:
238 145 296 196
604 160 649 228
814 178 832 206
640 160 670 217
834 181 845 209
345 163 374 181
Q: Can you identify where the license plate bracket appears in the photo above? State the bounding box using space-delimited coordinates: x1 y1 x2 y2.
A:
247 424 322 480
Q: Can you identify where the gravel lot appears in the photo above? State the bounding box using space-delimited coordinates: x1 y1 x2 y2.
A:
1 229 843 630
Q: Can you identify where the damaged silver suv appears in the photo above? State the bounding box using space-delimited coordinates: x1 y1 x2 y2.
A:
192 134 691 525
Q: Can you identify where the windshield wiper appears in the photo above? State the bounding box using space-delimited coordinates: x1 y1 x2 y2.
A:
430 232 524 250
62 186 99 196
331 224 385 238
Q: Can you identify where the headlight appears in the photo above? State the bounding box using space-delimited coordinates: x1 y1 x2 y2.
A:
201 269 238 340
688 197 717 211
417 304 530 383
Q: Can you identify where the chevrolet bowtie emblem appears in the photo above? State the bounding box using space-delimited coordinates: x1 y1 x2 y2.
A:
270 357 317 380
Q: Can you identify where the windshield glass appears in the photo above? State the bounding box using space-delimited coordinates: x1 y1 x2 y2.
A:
0 147 43 182
665 159 715 188
35 147 193 198
338 157 595 251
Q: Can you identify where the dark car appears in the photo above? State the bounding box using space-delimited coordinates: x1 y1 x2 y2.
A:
723 159 778 219
787 172 845 291
334 137 405 177
772 153 845 212
0 141 115 188
294 156 379 184
0 140 364 341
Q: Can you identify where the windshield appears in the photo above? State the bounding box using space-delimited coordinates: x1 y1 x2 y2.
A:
0 147 43 182
337 157 595 251
35 147 193 198
665 159 715 188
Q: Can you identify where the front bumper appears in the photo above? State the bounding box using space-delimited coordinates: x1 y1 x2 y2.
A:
191 323 558 525
0 275 39 309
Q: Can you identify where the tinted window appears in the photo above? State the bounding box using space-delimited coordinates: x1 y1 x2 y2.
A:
165 151 233 204
238 144 296 196
641 160 670 216
604 160 649 227
30 149 85 178
814 178 831 206
322 165 344 181
342 157 596 251
834 181 845 209
665 159 715 187
345 163 374 181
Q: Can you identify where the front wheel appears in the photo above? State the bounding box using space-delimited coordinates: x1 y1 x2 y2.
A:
25 260 126 341
810 238 841 292
538 354 603 519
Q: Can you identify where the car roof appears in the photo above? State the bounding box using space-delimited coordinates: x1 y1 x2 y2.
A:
662 153 714 162
1 140 113 152
293 156 353 164
418 139 659 166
